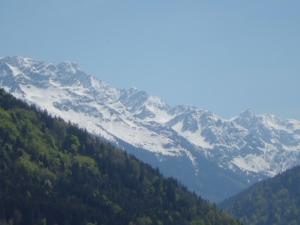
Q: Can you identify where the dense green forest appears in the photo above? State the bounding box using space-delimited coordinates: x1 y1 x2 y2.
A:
0 89 241 225
221 166 300 225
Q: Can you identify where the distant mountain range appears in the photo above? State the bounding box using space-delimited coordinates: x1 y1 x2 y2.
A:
220 166 300 225
1 56 300 202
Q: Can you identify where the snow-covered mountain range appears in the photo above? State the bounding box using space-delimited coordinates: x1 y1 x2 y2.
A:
1 56 300 202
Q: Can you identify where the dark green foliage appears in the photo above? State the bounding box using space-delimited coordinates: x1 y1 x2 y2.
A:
221 166 300 225
0 89 241 225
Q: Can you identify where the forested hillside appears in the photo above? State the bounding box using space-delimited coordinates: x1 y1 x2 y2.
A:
221 166 300 225
0 88 241 225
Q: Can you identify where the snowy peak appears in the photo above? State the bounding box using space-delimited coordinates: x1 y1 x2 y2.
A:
119 87 172 123
57 61 80 74
0 57 120 102
234 108 258 128
120 88 149 112
0 56 39 69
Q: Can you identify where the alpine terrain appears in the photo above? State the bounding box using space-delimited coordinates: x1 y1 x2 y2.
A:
1 56 300 202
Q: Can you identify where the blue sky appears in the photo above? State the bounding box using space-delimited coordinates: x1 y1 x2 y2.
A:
1 0 300 119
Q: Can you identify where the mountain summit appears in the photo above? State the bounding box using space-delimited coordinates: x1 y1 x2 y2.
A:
1 56 300 202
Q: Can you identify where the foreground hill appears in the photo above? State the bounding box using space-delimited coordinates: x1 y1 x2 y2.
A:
221 166 300 225
0 89 241 225
1 56 300 202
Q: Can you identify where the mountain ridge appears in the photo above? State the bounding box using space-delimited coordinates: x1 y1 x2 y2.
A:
1 56 300 202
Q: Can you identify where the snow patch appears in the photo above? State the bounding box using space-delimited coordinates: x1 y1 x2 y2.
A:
232 155 273 175
6 64 22 76
172 122 213 149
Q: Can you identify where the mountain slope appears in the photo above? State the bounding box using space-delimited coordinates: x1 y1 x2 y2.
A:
0 88 242 225
1 56 300 202
220 166 300 225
